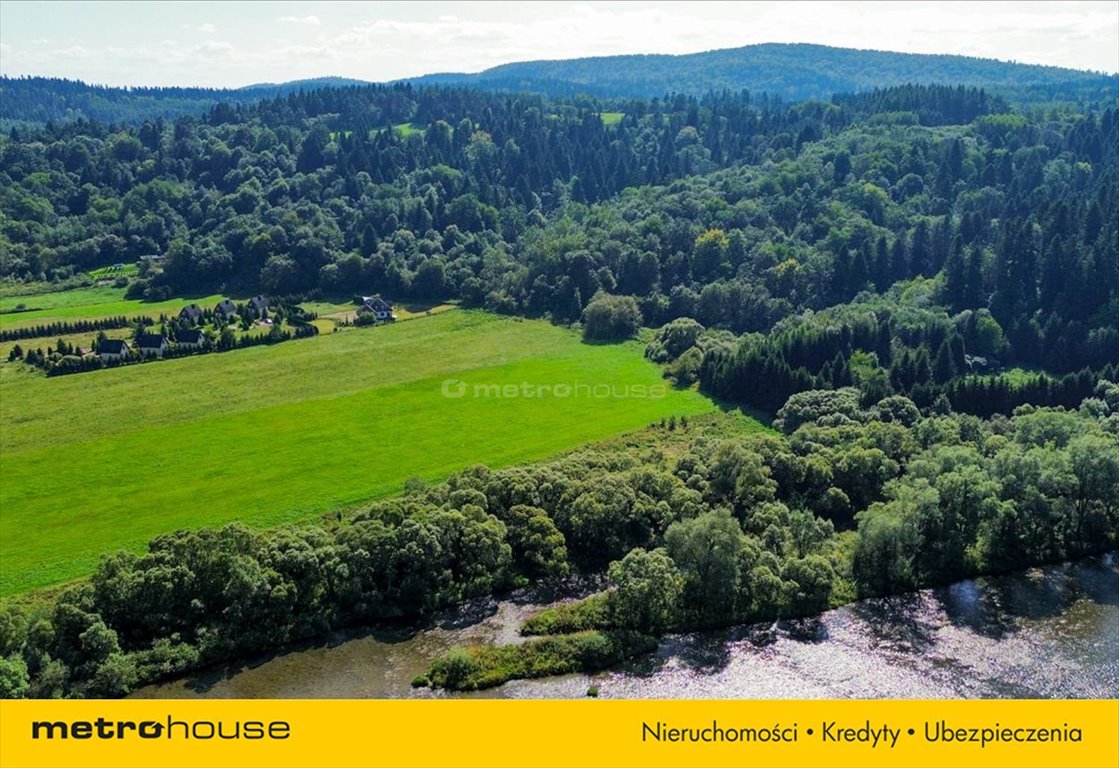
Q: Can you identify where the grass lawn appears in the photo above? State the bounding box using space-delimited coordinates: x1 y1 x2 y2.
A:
0 286 227 330
0 327 132 360
0 310 716 595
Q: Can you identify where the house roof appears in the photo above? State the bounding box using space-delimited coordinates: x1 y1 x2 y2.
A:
358 297 393 313
137 333 167 349
215 299 237 313
249 295 269 308
99 339 130 354
179 304 203 319
177 329 205 344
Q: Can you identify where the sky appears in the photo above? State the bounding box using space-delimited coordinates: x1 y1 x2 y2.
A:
0 1 1116 88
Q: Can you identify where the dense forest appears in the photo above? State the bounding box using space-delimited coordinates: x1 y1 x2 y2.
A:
2 79 1116 416
1 384 1116 698
409 43 1119 102
0 76 371 125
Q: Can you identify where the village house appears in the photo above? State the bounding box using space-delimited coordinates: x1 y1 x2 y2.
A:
214 299 238 320
248 295 269 316
137 333 169 358
98 339 132 363
179 304 204 324
356 297 396 322
176 329 206 351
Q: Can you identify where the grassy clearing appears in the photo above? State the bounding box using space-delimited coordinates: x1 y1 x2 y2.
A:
958 365 1057 390
989 365 1051 386
0 310 715 594
0 287 226 329
393 122 425 137
0 327 132 360
599 112 625 126
303 299 456 322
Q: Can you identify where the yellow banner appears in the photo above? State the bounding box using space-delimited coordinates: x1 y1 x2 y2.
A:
1 699 1116 768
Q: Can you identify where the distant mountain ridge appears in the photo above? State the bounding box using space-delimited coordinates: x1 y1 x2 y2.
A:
0 76 377 125
404 43 1117 101
2 43 1115 124
237 77 371 92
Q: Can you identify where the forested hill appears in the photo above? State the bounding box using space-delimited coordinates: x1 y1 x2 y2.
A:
407 43 1118 102
0 76 370 125
4 44 1116 126
2 79 1117 421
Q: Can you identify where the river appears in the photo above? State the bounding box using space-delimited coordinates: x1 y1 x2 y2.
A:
133 554 1118 699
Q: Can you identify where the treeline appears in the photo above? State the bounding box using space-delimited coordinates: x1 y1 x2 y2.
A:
12 321 318 377
0 76 370 125
688 296 1119 416
422 383 1119 691
832 84 1006 125
0 315 150 342
2 384 1117 698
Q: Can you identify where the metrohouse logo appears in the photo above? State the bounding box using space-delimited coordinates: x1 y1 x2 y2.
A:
31 716 291 741
440 378 667 399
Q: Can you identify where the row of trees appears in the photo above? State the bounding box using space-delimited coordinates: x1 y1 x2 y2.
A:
0 315 148 342
2 382 1116 698
11 319 318 376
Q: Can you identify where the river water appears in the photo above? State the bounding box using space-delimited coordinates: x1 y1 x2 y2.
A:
134 555 1118 699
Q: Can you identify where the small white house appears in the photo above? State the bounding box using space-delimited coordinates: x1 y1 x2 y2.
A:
98 339 132 363
137 333 169 358
176 329 206 351
356 297 396 322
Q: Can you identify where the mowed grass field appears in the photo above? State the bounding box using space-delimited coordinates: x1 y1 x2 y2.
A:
0 327 133 361
0 286 227 329
0 310 715 595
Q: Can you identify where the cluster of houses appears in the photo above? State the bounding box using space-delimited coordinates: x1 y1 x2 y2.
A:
98 331 185 362
97 296 270 363
181 295 270 324
90 295 396 364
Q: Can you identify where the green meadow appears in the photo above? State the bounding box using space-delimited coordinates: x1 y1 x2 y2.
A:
0 310 715 595
0 286 227 329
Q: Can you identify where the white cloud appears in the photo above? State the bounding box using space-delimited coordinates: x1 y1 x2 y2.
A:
193 40 234 58
277 15 321 26
52 45 93 60
0 2 1114 87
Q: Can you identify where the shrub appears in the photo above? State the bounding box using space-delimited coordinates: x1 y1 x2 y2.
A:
581 293 642 342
